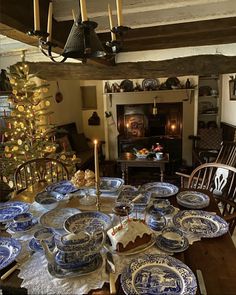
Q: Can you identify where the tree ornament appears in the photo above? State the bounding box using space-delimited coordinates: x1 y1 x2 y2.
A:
8 180 14 188
18 105 25 112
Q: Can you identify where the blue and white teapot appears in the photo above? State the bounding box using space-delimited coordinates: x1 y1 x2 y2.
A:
40 230 105 270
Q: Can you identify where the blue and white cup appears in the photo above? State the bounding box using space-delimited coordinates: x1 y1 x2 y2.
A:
153 199 170 211
161 227 184 248
34 228 55 248
12 212 34 231
148 212 166 231
156 152 164 160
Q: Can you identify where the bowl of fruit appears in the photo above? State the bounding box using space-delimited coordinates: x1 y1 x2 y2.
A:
134 148 149 159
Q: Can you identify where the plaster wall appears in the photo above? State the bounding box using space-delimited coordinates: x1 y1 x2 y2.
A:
79 80 105 142
221 73 236 126
47 80 83 132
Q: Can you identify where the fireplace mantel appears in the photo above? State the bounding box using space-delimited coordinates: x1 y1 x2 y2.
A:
104 89 194 107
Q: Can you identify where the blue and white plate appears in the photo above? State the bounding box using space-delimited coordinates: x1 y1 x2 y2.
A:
173 210 229 238
45 180 79 194
0 201 30 223
0 237 22 270
120 254 197 295
48 253 103 278
100 177 124 193
40 208 80 233
141 182 179 198
156 235 189 253
177 191 210 209
64 211 112 234
9 218 38 233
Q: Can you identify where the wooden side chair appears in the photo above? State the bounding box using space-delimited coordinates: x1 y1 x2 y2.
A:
14 158 69 193
177 141 236 187
187 162 236 234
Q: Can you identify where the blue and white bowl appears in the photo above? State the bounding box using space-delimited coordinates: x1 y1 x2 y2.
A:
35 191 65 210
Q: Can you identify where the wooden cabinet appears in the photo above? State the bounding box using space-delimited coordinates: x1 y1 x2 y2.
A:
197 75 221 129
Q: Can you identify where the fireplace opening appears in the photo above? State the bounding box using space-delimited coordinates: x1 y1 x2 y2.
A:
117 102 183 173
117 102 182 138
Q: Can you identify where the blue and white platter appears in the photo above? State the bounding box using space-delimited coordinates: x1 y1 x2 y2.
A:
120 254 197 295
141 182 179 198
99 177 124 193
173 210 229 238
40 208 80 233
8 218 38 233
47 253 103 278
0 237 22 270
176 191 210 209
45 180 79 194
155 235 189 253
64 211 112 234
117 186 149 208
0 201 30 223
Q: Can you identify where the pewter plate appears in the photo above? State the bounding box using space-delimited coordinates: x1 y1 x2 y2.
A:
0 237 22 270
141 182 179 198
176 191 210 209
173 210 229 238
120 254 197 295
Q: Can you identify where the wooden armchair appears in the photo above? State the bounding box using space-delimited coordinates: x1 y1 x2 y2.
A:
14 158 69 193
176 141 236 187
187 162 236 234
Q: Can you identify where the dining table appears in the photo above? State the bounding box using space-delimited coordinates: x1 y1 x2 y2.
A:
1 181 236 295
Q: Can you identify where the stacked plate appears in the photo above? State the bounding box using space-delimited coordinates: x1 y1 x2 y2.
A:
176 191 210 209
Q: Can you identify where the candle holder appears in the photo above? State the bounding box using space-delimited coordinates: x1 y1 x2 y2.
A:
111 26 131 37
96 181 101 211
106 40 122 54
27 29 67 62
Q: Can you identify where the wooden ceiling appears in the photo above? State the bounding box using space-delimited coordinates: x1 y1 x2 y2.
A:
1 0 236 79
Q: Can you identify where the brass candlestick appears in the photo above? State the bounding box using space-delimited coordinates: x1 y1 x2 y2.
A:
96 181 101 211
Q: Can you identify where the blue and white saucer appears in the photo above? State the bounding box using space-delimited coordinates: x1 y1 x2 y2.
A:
29 237 55 252
155 235 189 253
8 218 38 233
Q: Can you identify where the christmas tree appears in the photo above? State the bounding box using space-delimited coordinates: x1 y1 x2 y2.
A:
0 61 78 189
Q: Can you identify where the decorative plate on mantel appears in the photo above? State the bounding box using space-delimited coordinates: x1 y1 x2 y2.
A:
142 78 159 90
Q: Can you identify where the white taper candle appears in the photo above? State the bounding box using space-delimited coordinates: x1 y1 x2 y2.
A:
47 2 53 42
80 0 88 22
108 4 116 41
33 0 40 31
116 0 123 26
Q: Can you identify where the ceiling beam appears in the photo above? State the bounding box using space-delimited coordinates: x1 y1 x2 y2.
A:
1 0 236 55
98 17 236 51
23 55 236 80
